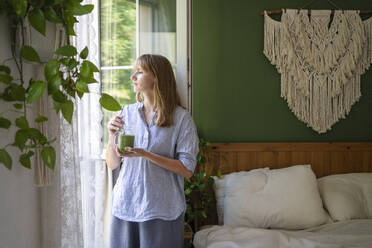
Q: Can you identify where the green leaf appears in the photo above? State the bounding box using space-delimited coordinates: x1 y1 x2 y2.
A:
26 128 47 146
76 80 89 93
4 83 26 101
0 65 11 74
52 90 67 103
65 85 75 98
0 74 13 84
80 61 91 78
86 60 99 72
67 3 94 16
15 116 29 129
76 91 84 99
35 115 48 123
61 100 73 124
82 76 97 84
0 118 11 129
41 146 55 170
26 80 46 103
45 59 60 82
20 151 34 169
46 0 62 5
28 8 46 36
44 7 62 23
67 58 79 70
12 85 26 101
63 12 76 36
30 0 45 8
99 93 121 111
2 87 13 101
201 211 207 219
217 169 222 178
198 155 206 164
28 128 43 140
53 100 62 113
79 47 89 59
19 156 30 168
14 129 29 151
59 58 70 65
184 188 192 195
47 74 62 95
13 103 23 109
39 136 47 145
21 46 41 63
199 183 206 192
55 45 77 57
12 0 27 18
0 149 12 170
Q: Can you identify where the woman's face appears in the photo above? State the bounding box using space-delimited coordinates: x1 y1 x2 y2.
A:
130 64 157 94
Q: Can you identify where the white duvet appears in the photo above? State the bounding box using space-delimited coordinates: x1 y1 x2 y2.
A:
193 219 372 248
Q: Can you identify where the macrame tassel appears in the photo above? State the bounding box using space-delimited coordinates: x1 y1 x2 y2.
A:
364 17 372 66
34 66 52 187
263 11 282 68
34 148 51 186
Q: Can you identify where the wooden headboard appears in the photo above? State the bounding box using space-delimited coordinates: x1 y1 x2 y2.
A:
194 142 372 230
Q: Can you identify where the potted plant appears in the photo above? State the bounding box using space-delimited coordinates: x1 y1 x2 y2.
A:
0 0 120 171
184 138 221 234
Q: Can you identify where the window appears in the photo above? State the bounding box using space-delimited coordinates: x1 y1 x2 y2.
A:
100 0 191 148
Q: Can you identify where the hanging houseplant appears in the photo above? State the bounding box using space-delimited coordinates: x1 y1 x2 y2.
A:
0 0 121 172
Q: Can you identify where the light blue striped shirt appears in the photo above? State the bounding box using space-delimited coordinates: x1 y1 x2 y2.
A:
112 101 199 221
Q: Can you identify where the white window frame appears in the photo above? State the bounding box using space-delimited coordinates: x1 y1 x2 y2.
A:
100 0 192 111
176 0 192 111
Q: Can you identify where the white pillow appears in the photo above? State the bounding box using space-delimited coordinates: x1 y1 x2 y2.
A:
212 168 268 225
318 173 372 221
212 175 226 225
224 165 328 230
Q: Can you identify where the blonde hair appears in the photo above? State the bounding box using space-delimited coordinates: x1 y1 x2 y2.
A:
135 54 182 127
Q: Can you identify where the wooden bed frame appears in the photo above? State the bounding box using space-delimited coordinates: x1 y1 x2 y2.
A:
193 142 372 231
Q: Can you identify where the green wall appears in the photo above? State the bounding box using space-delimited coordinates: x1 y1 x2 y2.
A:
192 0 372 142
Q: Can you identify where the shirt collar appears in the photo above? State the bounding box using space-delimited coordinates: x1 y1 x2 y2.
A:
137 101 159 125
137 101 144 112
137 101 158 114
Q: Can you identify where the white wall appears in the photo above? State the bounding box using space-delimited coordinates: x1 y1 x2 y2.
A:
0 16 42 248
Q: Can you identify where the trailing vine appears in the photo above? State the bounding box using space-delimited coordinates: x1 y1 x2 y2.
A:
0 0 121 171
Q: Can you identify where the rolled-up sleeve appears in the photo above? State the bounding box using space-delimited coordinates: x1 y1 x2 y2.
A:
175 113 199 173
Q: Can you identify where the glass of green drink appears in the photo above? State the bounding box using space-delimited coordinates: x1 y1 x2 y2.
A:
114 125 135 154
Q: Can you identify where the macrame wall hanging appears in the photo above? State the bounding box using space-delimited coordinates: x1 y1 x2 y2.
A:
263 8 372 133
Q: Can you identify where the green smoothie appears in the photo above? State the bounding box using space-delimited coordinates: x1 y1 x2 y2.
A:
118 134 135 153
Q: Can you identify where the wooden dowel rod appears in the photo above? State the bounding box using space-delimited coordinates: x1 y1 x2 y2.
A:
261 9 372 15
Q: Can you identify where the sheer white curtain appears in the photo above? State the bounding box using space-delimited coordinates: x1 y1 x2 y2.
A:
39 23 85 248
73 0 112 247
40 1 111 247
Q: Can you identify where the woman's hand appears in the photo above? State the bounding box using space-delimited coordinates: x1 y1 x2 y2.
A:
115 147 192 178
108 115 124 136
115 146 148 158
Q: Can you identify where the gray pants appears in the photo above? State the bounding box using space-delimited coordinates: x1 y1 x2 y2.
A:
109 213 184 248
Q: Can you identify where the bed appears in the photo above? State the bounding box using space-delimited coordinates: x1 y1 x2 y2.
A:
192 142 372 248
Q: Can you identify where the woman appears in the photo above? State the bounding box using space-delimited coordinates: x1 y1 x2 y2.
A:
106 54 199 248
